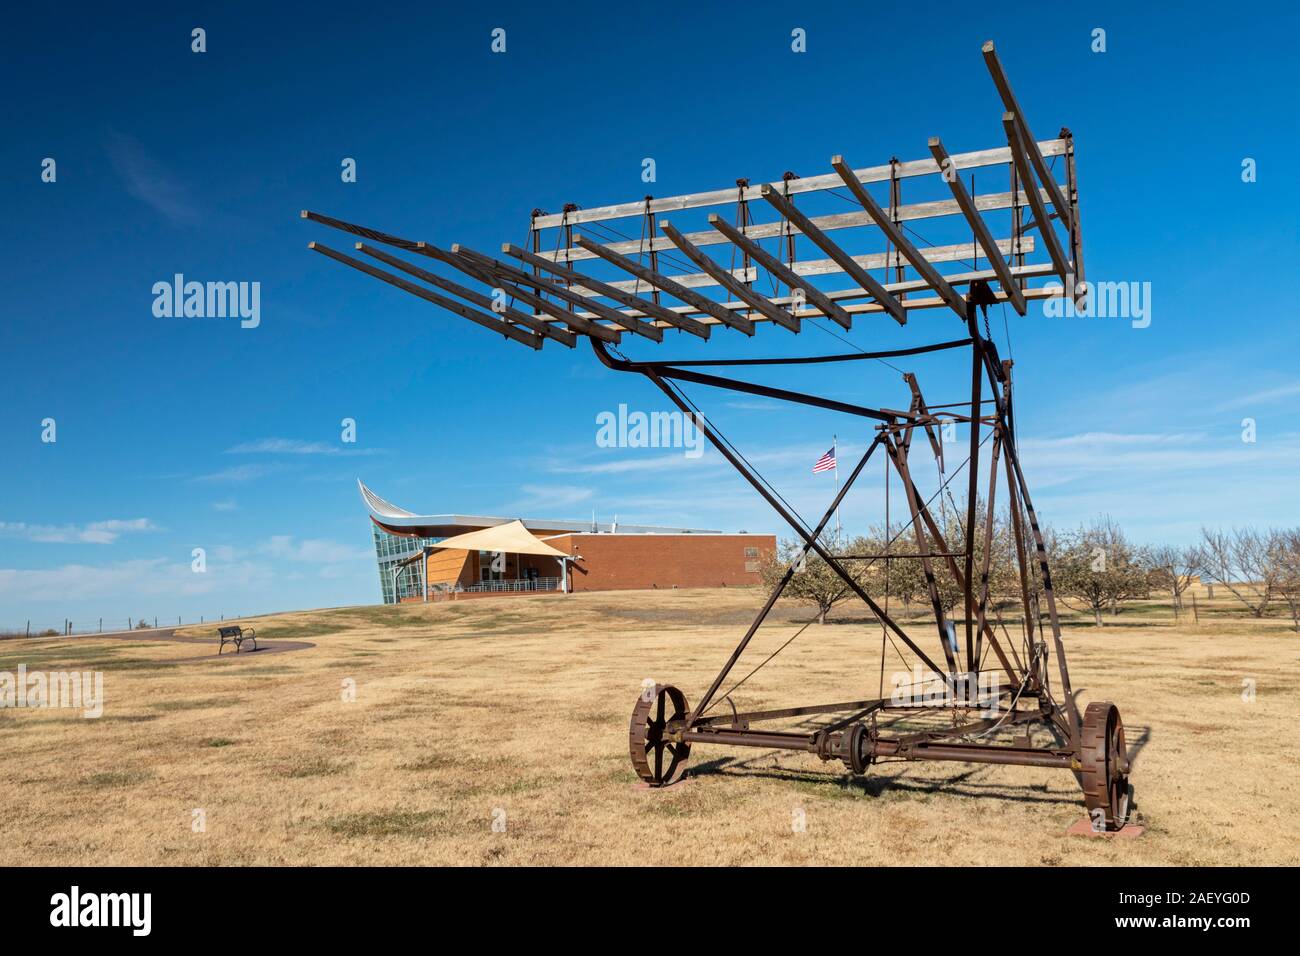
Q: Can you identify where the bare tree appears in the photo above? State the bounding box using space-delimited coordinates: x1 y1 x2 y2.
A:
1054 517 1149 625
1145 543 1202 617
1270 529 1300 632
1197 527 1280 618
760 534 855 625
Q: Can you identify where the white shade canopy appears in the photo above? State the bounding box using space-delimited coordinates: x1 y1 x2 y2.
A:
426 519 569 558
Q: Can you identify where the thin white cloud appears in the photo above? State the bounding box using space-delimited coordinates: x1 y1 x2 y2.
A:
104 130 200 225
502 484 594 513
211 499 239 512
1215 381 1300 411
226 438 384 457
258 535 371 564
555 454 711 476
192 463 282 483
0 518 158 545
0 556 262 602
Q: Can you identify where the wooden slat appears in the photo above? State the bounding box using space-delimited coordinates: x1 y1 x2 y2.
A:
599 265 756 295
308 242 542 350
454 244 662 342
1002 114 1071 284
536 189 1046 263
354 243 576 348
928 137 1027 315
708 214 853 329
301 210 422 250
830 155 967 317
658 220 799 332
424 244 621 344
501 243 710 339
531 139 1068 229
436 247 629 343
761 184 906 326
982 41 1073 232
569 261 1055 326
789 236 1032 281
574 235 755 335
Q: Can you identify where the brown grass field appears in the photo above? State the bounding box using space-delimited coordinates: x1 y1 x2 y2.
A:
1 586 1296 866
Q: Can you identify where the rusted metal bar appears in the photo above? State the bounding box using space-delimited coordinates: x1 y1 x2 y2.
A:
682 435 887 728
973 432 1004 670
885 434 958 673
691 698 887 727
963 303 984 671
879 739 1075 769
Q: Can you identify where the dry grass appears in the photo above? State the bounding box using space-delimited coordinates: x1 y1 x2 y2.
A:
0 586 1296 866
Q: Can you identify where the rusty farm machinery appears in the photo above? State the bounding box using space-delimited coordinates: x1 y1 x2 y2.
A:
303 41 1132 829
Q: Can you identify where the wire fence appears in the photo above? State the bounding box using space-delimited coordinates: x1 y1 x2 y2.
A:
0 612 273 640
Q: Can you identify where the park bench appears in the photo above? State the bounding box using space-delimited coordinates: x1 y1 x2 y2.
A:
217 625 257 654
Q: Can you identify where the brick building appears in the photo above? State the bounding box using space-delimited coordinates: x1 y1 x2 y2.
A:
359 480 774 602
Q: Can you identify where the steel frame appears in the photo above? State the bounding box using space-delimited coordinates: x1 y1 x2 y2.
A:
302 41 1131 827
592 285 1085 773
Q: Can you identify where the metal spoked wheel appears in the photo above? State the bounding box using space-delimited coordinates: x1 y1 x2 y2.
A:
1080 701 1130 831
629 684 692 787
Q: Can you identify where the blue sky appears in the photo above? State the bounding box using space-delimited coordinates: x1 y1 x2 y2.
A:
2 1 1297 629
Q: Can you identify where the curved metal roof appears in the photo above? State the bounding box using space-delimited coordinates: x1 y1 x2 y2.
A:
357 479 719 535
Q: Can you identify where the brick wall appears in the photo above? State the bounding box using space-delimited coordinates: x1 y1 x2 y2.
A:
545 533 775 592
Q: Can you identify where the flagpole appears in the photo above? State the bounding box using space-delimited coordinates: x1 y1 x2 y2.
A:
833 434 842 538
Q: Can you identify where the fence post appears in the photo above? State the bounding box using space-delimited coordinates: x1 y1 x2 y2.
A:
1192 592 1200 624
26 621 30 638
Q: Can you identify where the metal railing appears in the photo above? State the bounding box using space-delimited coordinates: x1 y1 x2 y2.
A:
460 577 561 594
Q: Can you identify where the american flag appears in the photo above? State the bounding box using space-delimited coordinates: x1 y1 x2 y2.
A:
812 446 836 474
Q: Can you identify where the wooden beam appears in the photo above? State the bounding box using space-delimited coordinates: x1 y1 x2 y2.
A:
355 243 576 348
455 244 661 341
501 243 710 339
760 184 906 325
928 137 1027 315
1002 113 1071 284
573 235 755 335
301 210 423 251
425 244 621 344
530 139 1069 229
569 262 1056 326
707 214 853 329
790 236 1032 282
830 154 966 317
537 189 1045 264
982 41 1073 232
659 221 799 332
307 242 542 350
